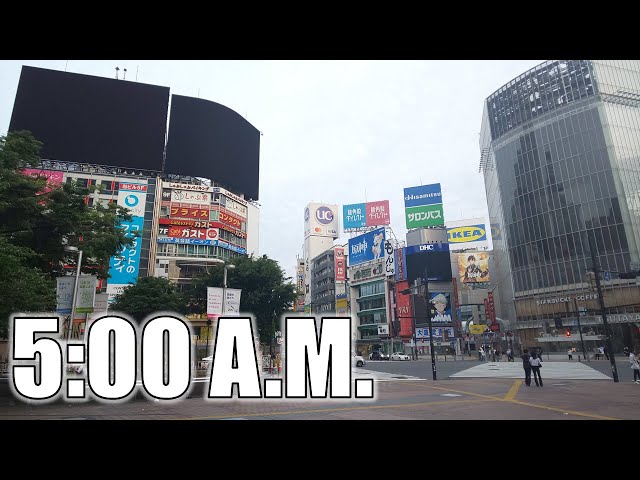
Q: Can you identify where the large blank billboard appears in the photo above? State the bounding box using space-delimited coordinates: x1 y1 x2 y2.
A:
165 95 260 201
9 66 170 172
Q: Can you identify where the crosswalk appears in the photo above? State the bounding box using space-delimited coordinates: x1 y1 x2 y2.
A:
450 362 611 380
352 368 424 382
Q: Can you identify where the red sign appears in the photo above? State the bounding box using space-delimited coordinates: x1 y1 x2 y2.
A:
218 208 243 229
488 291 496 324
334 247 346 281
21 168 64 194
170 204 209 219
366 200 391 226
168 226 207 239
206 228 219 240
395 281 413 337
209 221 246 239
159 218 211 228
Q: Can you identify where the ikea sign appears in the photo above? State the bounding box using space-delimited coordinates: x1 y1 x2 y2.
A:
447 224 487 243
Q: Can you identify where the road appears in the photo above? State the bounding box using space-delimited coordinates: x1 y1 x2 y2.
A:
1 356 638 420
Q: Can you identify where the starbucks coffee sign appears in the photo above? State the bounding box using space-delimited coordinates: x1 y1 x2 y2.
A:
535 293 598 306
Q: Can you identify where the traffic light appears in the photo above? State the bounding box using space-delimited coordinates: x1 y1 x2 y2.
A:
565 329 571 337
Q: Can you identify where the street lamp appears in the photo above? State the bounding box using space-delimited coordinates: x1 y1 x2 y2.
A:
222 264 236 316
64 245 83 344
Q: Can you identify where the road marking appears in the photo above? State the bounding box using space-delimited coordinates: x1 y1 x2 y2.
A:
503 380 522 401
175 398 493 420
441 394 462 397
403 381 619 420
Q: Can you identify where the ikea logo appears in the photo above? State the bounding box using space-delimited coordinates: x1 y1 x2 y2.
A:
447 225 487 243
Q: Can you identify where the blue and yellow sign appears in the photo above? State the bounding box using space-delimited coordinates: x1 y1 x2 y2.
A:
447 224 486 243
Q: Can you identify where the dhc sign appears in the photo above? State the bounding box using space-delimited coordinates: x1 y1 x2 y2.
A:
447 224 487 243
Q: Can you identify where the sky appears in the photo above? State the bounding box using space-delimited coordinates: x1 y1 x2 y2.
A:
0 60 543 280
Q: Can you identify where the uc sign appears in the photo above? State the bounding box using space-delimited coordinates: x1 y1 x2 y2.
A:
447 225 487 243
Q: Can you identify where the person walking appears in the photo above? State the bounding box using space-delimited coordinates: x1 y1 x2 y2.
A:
530 351 543 387
506 347 513 362
521 348 532 386
629 350 640 383
567 348 573 360
479 346 486 361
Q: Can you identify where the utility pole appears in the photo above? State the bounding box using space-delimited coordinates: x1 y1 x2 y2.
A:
573 297 589 362
588 232 618 382
422 267 437 381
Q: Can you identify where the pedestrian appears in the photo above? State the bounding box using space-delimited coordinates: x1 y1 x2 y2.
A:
567 348 573 360
629 350 640 383
506 347 513 362
530 351 543 387
521 348 532 386
479 346 485 361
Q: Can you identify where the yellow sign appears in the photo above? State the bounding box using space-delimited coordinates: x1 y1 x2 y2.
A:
447 225 487 243
336 299 348 309
470 324 486 334
458 252 490 283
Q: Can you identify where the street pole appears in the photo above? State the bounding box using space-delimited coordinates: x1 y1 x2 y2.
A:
411 283 417 360
574 297 589 362
588 232 618 382
222 266 227 316
423 267 437 381
67 250 83 344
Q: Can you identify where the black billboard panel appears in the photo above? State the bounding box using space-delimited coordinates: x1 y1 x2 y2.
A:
9 66 169 172
165 95 260 201
406 250 452 284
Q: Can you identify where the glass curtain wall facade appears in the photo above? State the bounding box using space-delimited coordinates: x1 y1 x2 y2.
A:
480 60 640 353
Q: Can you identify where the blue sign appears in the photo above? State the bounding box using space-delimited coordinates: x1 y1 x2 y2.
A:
404 183 442 208
215 239 247 254
404 243 450 255
447 224 487 243
343 203 366 230
348 227 386 267
157 237 213 245
108 216 144 285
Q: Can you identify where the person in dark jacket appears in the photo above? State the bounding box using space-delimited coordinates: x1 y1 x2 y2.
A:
521 348 532 386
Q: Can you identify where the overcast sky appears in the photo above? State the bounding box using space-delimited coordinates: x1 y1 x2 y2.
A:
0 60 543 279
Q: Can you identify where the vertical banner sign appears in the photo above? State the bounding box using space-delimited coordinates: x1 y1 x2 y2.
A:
56 276 97 314
484 298 490 325
223 289 242 314
394 247 406 282
334 247 346 281
107 183 148 303
452 278 460 310
488 291 498 330
207 287 223 319
394 281 413 337
403 183 444 229
384 239 395 277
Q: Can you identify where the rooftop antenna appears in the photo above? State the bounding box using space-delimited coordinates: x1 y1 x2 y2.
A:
115 66 120 79
136 65 139 81
123 68 127 80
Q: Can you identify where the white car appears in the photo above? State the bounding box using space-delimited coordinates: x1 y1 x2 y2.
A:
390 352 410 361
352 354 366 368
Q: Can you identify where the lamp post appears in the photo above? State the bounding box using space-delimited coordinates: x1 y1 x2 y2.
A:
573 297 589 362
221 264 236 316
64 246 83 344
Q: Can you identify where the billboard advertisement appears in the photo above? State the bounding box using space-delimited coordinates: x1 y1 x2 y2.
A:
207 287 242 318
166 182 213 193
384 239 395 277
22 168 64 194
211 207 244 230
428 292 452 323
395 281 413 337
305 203 339 238
405 243 452 283
458 252 490 283
416 326 454 339
170 189 211 205
404 183 444 229
334 247 346 281
348 227 386 267
447 224 487 244
107 183 147 303
343 200 390 231
350 259 385 285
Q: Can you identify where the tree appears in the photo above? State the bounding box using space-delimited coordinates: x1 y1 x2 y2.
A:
110 277 189 322
188 255 297 344
0 238 56 338
0 130 137 279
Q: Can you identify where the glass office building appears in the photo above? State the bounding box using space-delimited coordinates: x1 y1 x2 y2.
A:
480 60 640 352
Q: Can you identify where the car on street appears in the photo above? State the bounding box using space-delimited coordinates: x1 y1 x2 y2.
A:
390 352 411 361
352 354 366 367
369 351 390 361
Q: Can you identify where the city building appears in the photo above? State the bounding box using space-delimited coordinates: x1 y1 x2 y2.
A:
310 249 336 314
480 60 640 353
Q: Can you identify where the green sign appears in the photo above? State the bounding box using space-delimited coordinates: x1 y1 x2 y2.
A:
405 204 444 228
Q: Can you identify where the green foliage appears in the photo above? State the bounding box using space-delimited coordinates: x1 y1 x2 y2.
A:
188 255 296 343
0 237 55 337
110 276 189 322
